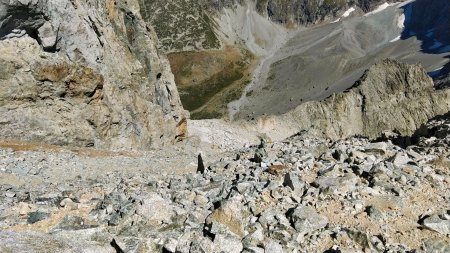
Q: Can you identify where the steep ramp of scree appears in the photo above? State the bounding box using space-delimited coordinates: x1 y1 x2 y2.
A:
231 0 450 119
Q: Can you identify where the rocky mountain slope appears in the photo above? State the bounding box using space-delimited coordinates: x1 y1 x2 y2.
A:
0 0 187 150
255 0 390 25
192 60 450 150
2 0 450 252
141 0 393 53
232 0 450 118
138 0 400 119
2 109 450 252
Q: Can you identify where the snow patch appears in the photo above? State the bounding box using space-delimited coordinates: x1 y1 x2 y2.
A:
331 18 340 23
397 14 405 29
365 3 391 16
331 7 355 23
428 67 444 78
342 7 355 18
397 0 416 8
390 36 401 42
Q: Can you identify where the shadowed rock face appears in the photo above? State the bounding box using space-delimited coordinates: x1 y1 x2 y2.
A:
435 60 450 89
401 0 450 54
0 0 188 150
279 59 449 140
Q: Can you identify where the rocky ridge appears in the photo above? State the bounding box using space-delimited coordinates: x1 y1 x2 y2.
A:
0 0 187 150
255 59 450 141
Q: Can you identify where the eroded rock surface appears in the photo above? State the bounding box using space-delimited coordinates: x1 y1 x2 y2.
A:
0 0 187 150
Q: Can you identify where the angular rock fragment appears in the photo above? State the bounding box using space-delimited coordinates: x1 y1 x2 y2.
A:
286 205 328 233
283 171 305 196
37 21 57 51
136 193 174 225
422 215 450 235
197 153 206 174
206 195 248 237
213 234 243 253
27 211 50 224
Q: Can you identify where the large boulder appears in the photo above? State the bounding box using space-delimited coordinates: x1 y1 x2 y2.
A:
0 0 188 150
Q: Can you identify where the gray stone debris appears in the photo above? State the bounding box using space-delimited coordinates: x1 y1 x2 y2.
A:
1 114 450 252
283 171 305 196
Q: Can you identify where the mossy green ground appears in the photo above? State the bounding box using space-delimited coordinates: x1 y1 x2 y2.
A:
168 47 255 119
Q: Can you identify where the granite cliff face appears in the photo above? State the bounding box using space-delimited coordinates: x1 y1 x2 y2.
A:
0 0 187 150
279 59 450 140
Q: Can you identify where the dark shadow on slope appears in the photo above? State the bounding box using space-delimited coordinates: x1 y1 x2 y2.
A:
400 0 450 88
0 3 46 39
433 56 450 89
401 0 450 55
388 111 450 148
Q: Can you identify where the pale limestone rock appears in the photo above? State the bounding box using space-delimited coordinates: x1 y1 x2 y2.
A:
0 0 188 150
206 195 248 237
136 192 174 225
37 21 56 50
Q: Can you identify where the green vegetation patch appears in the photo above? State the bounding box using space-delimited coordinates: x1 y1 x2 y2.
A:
179 62 244 111
168 47 255 119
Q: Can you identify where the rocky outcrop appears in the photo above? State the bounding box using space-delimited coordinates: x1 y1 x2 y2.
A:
0 0 188 150
278 59 449 140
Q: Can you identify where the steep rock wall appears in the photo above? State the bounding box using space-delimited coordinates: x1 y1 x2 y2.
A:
0 0 188 150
